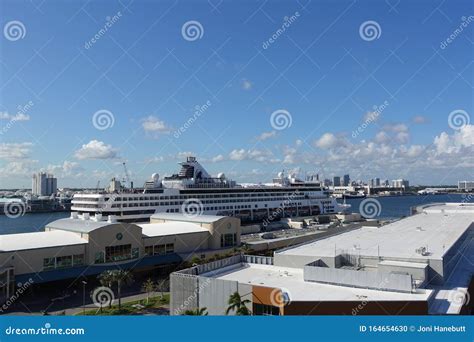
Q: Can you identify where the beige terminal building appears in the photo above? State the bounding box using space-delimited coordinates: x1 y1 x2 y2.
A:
171 203 474 315
0 213 240 303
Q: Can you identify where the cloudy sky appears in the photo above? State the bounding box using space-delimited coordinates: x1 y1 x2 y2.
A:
0 0 473 189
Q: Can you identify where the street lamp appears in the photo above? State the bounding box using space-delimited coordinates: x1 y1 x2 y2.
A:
81 280 87 315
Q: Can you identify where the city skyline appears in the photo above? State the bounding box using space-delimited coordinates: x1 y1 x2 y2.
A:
0 0 473 189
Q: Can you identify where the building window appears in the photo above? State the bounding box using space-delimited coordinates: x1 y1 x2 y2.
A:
73 254 85 266
221 234 236 248
253 303 280 316
145 246 154 256
165 244 174 254
105 244 132 262
43 258 55 271
56 255 73 269
132 247 139 259
95 252 105 264
154 244 166 255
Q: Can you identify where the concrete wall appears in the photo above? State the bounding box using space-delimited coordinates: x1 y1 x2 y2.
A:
198 276 238 315
303 265 413 293
0 244 87 275
207 217 241 250
144 231 210 254
170 273 198 315
86 223 143 265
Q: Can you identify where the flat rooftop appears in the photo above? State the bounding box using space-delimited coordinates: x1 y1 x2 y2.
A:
0 230 87 252
150 213 226 224
139 222 209 237
277 203 474 260
201 263 432 302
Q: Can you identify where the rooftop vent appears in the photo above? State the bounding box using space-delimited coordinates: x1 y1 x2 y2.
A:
82 213 90 220
94 213 103 222
416 226 423 231
107 215 117 223
415 246 429 256
70 212 78 219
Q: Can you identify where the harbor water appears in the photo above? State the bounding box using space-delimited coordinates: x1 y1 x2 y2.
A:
0 194 472 235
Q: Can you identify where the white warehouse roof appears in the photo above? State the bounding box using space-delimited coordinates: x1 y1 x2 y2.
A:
139 222 209 238
0 230 87 252
151 213 227 224
277 203 474 260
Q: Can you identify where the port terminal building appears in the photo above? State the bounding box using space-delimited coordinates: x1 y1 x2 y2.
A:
170 203 474 315
0 213 240 304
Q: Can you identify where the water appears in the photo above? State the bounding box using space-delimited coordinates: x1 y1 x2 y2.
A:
338 193 473 220
0 194 471 235
0 212 69 235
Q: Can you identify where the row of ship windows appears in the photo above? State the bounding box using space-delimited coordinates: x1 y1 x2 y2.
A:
77 193 313 202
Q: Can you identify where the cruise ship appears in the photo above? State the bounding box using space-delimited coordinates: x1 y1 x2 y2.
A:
71 157 345 222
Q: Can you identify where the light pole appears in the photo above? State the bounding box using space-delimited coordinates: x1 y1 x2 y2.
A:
81 280 87 315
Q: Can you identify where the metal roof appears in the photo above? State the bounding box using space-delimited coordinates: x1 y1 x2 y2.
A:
46 218 136 233
139 222 209 238
150 213 227 224
0 230 87 252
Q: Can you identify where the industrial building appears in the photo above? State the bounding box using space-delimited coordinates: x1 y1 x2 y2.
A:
32 172 57 196
0 212 240 304
170 203 474 315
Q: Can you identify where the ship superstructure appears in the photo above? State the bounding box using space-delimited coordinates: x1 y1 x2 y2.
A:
71 157 344 222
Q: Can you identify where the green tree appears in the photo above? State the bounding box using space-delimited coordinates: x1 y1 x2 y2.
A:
226 292 251 315
184 307 208 316
98 269 134 310
97 270 115 308
141 279 155 304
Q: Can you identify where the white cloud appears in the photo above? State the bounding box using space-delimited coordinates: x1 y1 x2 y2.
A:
0 112 30 121
44 161 84 176
241 79 252 90
74 140 118 160
141 116 171 134
228 149 275 163
314 133 345 149
0 160 38 177
383 123 408 133
255 131 277 141
0 142 33 160
395 131 410 144
211 154 225 162
413 115 428 124
374 131 390 144
434 125 474 154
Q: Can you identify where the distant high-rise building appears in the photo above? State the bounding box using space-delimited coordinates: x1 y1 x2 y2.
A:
343 174 350 186
323 179 332 187
375 178 381 187
392 179 409 189
458 181 474 191
333 176 341 187
32 172 57 196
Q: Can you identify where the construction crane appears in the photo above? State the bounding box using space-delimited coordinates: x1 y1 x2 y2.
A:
122 162 131 189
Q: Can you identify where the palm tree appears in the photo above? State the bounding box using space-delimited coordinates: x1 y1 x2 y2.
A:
156 279 169 299
184 307 208 316
226 292 251 315
98 270 115 308
111 270 133 309
141 279 155 304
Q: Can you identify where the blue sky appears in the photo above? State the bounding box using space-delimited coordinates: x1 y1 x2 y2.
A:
0 0 473 188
